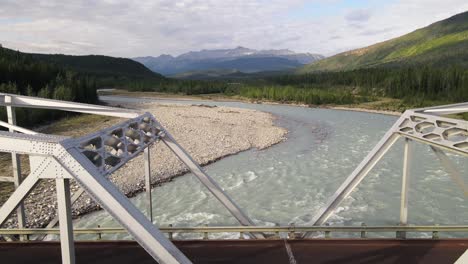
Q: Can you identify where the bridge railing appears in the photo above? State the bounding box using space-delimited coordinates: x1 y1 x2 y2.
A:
1 225 468 240
1 93 467 264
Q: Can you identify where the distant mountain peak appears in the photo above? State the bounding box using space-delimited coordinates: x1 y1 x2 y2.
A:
157 54 174 59
133 46 324 76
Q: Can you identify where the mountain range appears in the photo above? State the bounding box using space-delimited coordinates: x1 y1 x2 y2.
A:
300 11 468 73
133 47 324 76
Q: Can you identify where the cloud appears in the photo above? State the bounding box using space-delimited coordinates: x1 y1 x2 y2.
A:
329 35 342 40
1 0 468 57
270 36 302 47
345 9 372 22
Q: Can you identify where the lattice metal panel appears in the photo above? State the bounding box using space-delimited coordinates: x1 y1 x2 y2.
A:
60 112 164 175
397 112 468 154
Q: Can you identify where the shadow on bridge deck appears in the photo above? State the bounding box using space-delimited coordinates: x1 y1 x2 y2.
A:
1 239 467 263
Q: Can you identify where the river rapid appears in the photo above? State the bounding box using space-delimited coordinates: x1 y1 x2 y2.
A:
74 96 468 239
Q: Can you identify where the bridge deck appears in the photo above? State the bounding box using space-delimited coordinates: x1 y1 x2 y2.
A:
1 239 467 263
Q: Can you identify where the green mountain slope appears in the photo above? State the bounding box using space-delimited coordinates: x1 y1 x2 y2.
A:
300 11 468 72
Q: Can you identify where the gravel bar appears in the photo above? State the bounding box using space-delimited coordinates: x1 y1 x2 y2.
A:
1 102 287 228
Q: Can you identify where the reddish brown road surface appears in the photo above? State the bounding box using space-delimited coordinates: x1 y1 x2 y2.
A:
1 239 467 263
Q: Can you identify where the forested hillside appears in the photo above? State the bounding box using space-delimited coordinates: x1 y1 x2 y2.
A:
245 66 468 105
0 46 98 126
32 54 159 78
300 11 468 72
30 51 167 89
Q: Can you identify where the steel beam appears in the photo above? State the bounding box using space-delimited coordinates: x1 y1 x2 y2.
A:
425 107 468 115
0 93 140 118
0 173 40 227
398 139 412 239
56 178 75 264
59 147 192 264
0 131 64 155
417 101 468 116
0 156 53 227
36 188 86 241
5 96 26 240
431 146 468 196
144 147 153 222
47 188 85 229
400 139 412 225
0 120 38 135
305 125 402 237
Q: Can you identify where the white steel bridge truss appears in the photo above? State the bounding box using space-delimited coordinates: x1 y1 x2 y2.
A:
0 93 467 263
0 93 260 264
305 102 468 237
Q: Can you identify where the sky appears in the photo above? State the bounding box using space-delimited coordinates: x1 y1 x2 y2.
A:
1 0 468 58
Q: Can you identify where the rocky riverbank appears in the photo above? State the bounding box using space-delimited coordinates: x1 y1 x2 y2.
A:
1 102 287 228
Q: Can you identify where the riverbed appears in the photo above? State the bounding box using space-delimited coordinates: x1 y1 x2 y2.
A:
74 96 468 239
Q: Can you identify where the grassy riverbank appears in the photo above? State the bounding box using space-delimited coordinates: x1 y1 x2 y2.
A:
101 89 467 116
101 90 468 121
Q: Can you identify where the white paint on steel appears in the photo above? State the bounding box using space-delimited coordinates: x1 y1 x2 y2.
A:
57 147 192 264
418 101 468 115
397 138 413 239
37 188 86 241
0 156 53 226
0 131 65 155
5 95 26 240
455 249 468 264
144 147 153 222
56 178 76 264
30 156 73 179
0 173 41 226
400 138 412 225
0 120 38 135
0 93 141 118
